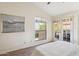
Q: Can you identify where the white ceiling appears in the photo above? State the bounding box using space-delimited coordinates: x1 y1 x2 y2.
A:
33 2 79 16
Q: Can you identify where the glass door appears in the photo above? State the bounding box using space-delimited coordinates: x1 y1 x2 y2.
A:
53 17 72 42
53 19 61 40
62 17 72 42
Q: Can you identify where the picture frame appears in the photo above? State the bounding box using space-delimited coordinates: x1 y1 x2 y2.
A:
0 14 25 33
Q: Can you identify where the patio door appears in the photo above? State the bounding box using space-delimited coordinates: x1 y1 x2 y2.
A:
53 16 73 42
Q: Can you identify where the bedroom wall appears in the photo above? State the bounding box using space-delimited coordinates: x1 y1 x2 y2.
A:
53 11 79 45
0 2 53 54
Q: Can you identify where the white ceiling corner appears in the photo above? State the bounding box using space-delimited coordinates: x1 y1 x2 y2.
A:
33 2 79 16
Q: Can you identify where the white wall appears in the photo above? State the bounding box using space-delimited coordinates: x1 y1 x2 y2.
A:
0 2 52 54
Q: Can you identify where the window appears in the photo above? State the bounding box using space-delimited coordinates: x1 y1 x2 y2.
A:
35 18 46 41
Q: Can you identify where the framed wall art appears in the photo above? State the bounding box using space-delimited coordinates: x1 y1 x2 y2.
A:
1 14 25 33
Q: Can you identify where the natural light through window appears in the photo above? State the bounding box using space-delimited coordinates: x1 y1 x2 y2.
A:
35 17 46 41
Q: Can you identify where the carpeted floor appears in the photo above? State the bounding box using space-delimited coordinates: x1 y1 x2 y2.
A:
0 46 36 56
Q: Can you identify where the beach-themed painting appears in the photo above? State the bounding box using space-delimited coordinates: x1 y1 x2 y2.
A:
1 14 25 33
